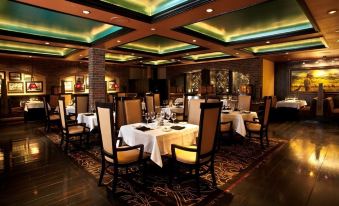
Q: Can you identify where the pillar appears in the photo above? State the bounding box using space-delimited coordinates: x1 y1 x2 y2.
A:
88 48 106 108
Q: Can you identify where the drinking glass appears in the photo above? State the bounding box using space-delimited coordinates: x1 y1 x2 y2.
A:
171 113 176 124
150 112 156 122
160 110 165 119
145 112 150 125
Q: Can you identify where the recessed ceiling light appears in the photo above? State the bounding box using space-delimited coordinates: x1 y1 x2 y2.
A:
235 52 239 55
316 61 319 64
45 42 50 45
117 40 121 43
206 8 214 13
131 53 134 55
285 52 289 55
151 28 156 31
192 39 196 42
303 62 305 65
266 41 270 44
82 10 91 15
328 10 337 15
28 56 32 58
336 30 339 33
186 53 190 55
79 54 83 57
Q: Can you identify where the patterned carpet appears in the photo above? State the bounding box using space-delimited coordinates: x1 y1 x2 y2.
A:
41 129 284 206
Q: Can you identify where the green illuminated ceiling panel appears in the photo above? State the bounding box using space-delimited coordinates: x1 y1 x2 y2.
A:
1 1 123 43
244 38 326 54
184 52 231 60
143 59 176 65
119 35 199 55
0 40 76 56
99 0 189 16
105 53 142 62
184 0 314 43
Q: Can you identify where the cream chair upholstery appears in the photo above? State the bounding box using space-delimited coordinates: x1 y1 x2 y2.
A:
170 102 222 195
96 102 146 193
58 98 89 153
123 98 142 124
154 93 161 113
187 99 205 125
145 94 155 113
60 94 72 106
75 95 88 114
238 95 251 111
245 96 272 147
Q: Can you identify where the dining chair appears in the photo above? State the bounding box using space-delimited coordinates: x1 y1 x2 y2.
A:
115 97 125 131
96 102 146 193
145 93 155 113
43 96 59 132
154 93 161 113
238 95 251 111
60 93 72 106
170 102 222 195
58 98 89 153
187 99 205 125
49 94 59 110
244 96 272 147
123 98 143 124
218 120 233 148
68 95 88 122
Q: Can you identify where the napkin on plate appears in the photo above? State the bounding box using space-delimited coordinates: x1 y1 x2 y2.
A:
170 126 185 130
136 126 151 132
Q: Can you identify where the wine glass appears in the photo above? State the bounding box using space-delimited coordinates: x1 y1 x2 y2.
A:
150 112 156 122
145 112 150 125
171 113 176 124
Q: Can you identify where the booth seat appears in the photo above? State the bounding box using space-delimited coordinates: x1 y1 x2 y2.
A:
324 97 339 117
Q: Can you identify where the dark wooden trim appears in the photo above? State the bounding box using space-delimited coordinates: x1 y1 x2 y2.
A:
296 0 320 32
184 55 235 62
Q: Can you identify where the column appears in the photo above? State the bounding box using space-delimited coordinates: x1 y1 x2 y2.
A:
88 48 106 108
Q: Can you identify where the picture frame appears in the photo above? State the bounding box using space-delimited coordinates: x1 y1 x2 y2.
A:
75 75 84 84
107 80 117 91
64 81 73 92
85 75 89 89
24 74 32 81
9 72 21 81
290 68 339 93
0 71 5 80
8 81 24 93
74 75 85 92
26 81 43 93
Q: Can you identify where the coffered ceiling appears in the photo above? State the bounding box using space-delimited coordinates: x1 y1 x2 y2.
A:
0 0 338 65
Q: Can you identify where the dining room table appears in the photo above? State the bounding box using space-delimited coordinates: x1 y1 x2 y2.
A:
118 122 199 167
77 113 97 131
220 110 258 137
276 99 307 109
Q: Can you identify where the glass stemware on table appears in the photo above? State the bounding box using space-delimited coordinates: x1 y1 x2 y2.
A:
171 113 176 124
145 112 150 125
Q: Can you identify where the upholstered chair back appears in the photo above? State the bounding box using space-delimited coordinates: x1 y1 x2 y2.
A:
76 95 88 114
43 97 49 118
124 99 142 124
115 97 125 129
49 95 59 108
145 95 155 113
97 105 114 155
60 94 72 106
238 95 251 111
58 99 67 130
188 99 205 125
154 93 161 113
263 96 272 126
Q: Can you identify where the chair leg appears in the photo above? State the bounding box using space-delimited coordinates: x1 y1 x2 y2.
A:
60 133 64 147
266 129 269 145
260 132 264 148
210 162 217 187
195 167 200 196
112 166 119 193
64 137 69 153
98 159 105 186
169 159 174 187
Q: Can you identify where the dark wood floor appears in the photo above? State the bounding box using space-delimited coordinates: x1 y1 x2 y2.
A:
0 119 339 206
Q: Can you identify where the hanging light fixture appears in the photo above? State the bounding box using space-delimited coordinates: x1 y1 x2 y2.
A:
28 62 37 89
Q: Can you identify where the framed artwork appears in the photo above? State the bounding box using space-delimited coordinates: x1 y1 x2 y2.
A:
290 68 339 92
9 72 21 81
85 75 89 89
0 71 5 80
64 81 73 92
8 81 24 93
107 80 117 91
75 75 84 84
26 81 43 93
24 74 32 81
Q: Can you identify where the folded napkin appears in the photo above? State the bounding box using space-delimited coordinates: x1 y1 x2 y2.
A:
136 126 151 132
171 126 185 130
222 111 230 114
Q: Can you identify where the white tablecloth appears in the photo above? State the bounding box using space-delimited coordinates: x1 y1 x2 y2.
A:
55 105 75 115
77 113 97 131
221 111 258 137
24 101 50 112
161 106 184 115
118 123 199 167
276 100 307 109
